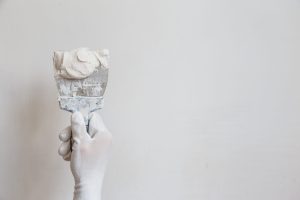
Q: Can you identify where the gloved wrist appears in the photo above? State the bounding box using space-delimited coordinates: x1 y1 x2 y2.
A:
73 180 102 200
74 169 105 200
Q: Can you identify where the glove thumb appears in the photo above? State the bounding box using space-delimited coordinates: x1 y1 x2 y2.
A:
71 112 88 139
88 112 107 138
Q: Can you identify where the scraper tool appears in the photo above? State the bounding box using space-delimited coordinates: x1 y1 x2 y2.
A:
53 48 109 128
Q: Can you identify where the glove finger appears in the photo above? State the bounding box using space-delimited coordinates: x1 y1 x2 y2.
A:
59 126 71 142
88 112 108 138
71 112 88 139
71 137 81 151
63 151 71 161
58 141 71 156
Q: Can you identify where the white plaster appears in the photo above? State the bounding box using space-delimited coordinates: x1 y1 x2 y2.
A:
53 48 109 79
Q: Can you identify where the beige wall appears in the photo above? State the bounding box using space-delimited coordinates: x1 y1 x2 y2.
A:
0 0 300 199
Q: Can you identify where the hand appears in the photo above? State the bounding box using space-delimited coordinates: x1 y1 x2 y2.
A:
58 112 112 200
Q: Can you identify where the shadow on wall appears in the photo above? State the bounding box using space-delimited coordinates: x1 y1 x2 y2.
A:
12 80 63 200
16 83 48 138
0 0 5 7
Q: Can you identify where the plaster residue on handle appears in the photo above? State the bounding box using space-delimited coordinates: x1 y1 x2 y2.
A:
53 47 109 80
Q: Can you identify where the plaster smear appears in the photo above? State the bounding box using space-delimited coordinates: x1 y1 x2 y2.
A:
53 48 109 79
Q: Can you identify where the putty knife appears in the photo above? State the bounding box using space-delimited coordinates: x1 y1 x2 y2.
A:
53 48 109 127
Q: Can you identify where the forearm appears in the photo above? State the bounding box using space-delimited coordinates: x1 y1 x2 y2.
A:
73 181 102 200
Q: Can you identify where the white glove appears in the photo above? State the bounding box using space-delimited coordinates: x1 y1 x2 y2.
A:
58 112 112 200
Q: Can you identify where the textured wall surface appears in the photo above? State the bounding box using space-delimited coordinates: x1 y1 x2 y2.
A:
0 0 300 199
